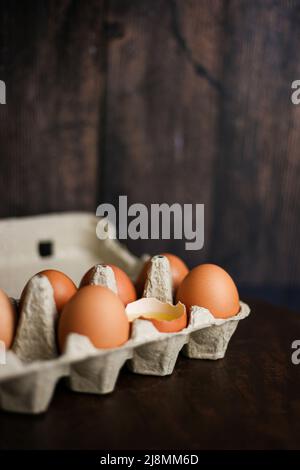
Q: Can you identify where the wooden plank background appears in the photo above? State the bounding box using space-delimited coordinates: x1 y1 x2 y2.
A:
0 0 299 297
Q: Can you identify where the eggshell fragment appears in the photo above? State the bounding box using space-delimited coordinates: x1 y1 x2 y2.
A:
176 263 240 319
58 285 130 351
126 298 187 333
0 289 17 349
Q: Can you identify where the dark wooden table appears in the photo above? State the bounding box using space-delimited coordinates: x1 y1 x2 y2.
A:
0 299 299 450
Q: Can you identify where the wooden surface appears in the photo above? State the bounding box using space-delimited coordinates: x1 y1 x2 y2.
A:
0 299 299 450
0 0 300 290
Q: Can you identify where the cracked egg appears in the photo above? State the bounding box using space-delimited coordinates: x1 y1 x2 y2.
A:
126 298 187 333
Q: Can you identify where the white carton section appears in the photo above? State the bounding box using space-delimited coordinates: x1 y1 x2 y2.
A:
0 212 143 298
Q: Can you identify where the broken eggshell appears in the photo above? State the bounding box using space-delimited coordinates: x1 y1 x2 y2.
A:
126 298 187 333
127 254 188 375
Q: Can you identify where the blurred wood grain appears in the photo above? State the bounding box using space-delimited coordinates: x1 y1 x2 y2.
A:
103 0 223 269
0 0 299 288
0 0 105 214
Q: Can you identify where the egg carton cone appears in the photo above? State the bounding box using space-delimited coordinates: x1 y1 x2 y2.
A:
0 213 250 414
128 255 186 375
66 265 132 395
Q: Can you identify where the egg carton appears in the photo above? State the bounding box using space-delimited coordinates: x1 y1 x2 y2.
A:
0 252 250 414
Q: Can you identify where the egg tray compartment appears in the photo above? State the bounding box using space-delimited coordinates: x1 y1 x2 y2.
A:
0 257 250 414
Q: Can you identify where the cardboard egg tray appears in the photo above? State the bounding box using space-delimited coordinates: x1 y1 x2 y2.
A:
0 213 250 414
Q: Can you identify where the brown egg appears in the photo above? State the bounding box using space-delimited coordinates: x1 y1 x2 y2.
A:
176 263 240 319
20 269 77 313
161 253 189 291
58 285 130 350
0 288 17 349
136 253 189 296
126 298 187 333
80 264 137 306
